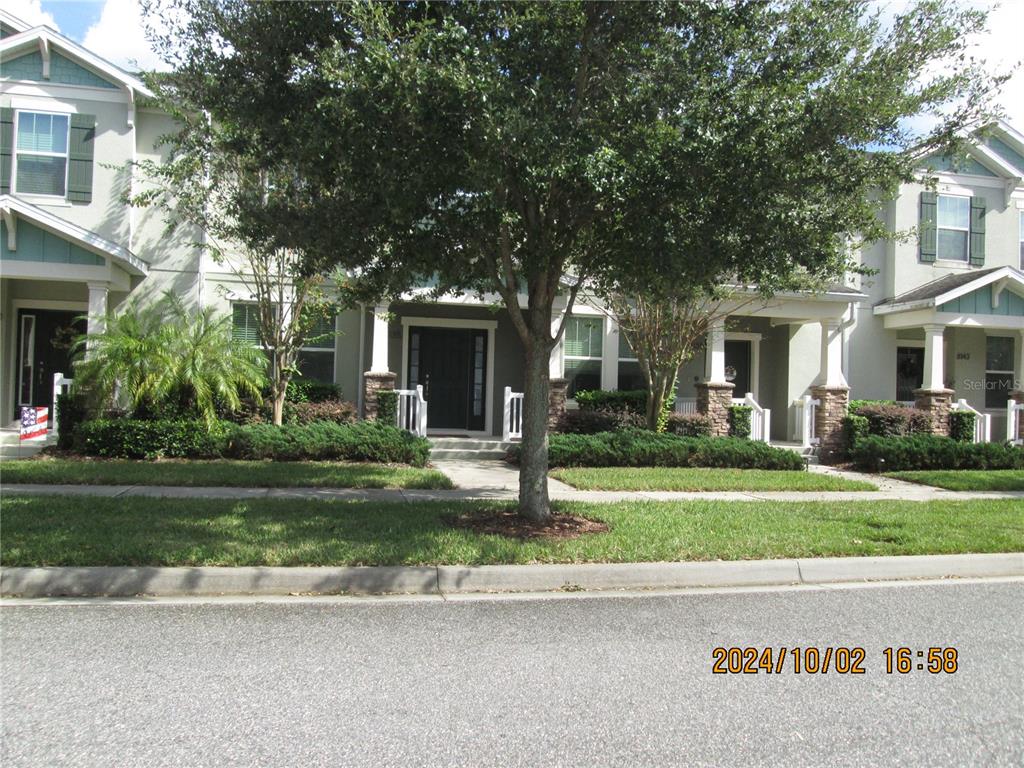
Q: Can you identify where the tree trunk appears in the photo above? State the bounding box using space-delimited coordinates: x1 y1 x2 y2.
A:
518 340 553 522
271 388 286 426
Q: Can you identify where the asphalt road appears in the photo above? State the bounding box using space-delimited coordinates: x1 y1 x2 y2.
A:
2 580 1022 767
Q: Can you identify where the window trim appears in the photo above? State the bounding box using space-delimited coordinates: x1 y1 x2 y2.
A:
935 193 971 263
12 109 71 200
231 301 338 380
562 315 605 399
984 334 1015 411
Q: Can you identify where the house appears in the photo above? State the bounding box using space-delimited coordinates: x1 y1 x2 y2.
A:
3 10 1023 454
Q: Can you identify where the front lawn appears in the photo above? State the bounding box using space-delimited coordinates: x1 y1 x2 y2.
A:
550 467 875 492
2 496 1020 567
0 458 452 490
887 470 1024 492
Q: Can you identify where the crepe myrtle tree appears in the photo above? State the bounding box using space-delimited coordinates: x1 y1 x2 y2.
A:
130 121 337 426
145 0 1001 521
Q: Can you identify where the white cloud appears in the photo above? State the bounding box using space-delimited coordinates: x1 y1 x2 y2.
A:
3 0 60 30
82 0 168 72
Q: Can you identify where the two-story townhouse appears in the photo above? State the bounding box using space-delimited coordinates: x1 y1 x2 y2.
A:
19 10 1022 455
850 121 1024 439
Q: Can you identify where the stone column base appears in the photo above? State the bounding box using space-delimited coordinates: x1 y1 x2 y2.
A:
913 388 954 436
696 382 735 437
548 378 568 430
810 385 849 463
363 371 397 421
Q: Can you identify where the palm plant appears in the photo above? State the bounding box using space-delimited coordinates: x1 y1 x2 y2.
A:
73 294 266 426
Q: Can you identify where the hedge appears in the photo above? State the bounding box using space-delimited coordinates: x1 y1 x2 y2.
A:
285 380 342 404
728 405 752 438
665 413 713 437
849 435 1024 472
225 420 429 465
555 408 646 434
507 429 804 470
71 418 430 465
848 399 897 413
948 410 977 443
574 389 647 413
284 399 358 425
852 404 932 437
55 392 88 451
376 390 399 426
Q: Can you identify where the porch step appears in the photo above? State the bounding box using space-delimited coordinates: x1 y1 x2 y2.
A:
429 437 515 462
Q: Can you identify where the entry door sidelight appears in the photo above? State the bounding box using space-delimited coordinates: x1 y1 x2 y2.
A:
896 347 925 402
15 308 85 420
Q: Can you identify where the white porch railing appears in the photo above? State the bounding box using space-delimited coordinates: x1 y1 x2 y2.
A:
732 392 771 443
51 372 73 439
396 386 428 437
1006 398 1023 445
503 386 524 441
794 394 820 449
674 397 698 415
950 399 990 444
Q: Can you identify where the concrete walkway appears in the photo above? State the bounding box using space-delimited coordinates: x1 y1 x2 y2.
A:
4 480 1023 503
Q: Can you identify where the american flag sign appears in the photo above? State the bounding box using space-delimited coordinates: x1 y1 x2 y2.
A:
20 406 48 441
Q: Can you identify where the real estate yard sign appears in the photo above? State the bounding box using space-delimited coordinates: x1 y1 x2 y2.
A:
20 407 48 441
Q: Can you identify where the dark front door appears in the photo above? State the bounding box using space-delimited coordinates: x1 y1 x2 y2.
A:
408 326 488 431
15 308 85 420
896 346 925 401
724 340 751 397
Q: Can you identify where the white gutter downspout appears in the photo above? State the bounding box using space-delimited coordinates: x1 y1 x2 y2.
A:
357 303 366 416
126 87 136 255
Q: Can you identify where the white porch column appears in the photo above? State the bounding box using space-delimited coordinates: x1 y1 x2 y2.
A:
922 323 945 391
601 315 618 390
704 317 727 383
816 317 847 387
369 304 390 372
86 282 109 347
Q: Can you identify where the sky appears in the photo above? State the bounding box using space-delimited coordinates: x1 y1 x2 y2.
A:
5 0 1023 129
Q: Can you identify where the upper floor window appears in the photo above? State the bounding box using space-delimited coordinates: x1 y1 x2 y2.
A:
15 111 69 197
563 315 603 398
231 302 337 383
936 194 970 262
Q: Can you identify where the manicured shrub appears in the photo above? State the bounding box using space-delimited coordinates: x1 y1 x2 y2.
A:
284 399 358 425
841 414 870 454
555 408 646 434
848 399 896 413
55 393 88 451
225 420 429 466
376 390 399 425
73 419 231 460
728 405 752 438
665 413 713 437
948 411 977 443
285 379 342 404
849 435 1024 472
508 429 803 470
574 389 647 414
853 404 932 437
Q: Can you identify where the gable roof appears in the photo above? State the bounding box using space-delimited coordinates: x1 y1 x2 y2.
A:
0 195 148 276
0 23 154 98
875 266 1024 314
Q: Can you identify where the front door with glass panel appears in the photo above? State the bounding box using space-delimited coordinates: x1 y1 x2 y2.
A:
15 309 84 420
407 327 487 431
896 347 925 402
724 340 751 396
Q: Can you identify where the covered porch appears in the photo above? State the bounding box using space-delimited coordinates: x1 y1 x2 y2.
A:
0 195 147 422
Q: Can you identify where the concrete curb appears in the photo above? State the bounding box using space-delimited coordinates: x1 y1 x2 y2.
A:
2 553 1021 598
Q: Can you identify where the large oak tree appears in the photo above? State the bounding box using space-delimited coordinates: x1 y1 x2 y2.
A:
146 0 1000 521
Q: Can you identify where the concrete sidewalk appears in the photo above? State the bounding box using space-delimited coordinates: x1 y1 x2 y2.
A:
2 553 1021 598
4 481 1024 503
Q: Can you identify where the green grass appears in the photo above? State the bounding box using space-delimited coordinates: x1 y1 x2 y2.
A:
0 458 452 490
887 470 1024 492
550 467 875 492
1 496 1020 567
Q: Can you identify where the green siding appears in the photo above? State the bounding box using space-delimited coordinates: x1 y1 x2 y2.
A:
1 50 119 90
921 153 998 177
985 136 1024 173
939 284 1024 316
0 220 105 266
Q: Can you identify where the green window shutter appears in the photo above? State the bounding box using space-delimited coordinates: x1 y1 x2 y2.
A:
969 196 986 267
232 303 261 344
919 191 937 263
0 108 13 195
67 113 95 203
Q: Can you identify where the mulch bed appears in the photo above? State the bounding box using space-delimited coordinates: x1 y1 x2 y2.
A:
445 508 609 540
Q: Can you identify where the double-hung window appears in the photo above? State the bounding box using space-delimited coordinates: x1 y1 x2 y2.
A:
563 316 603 398
617 333 646 391
985 336 1014 410
15 111 69 197
936 195 970 262
231 302 337 383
